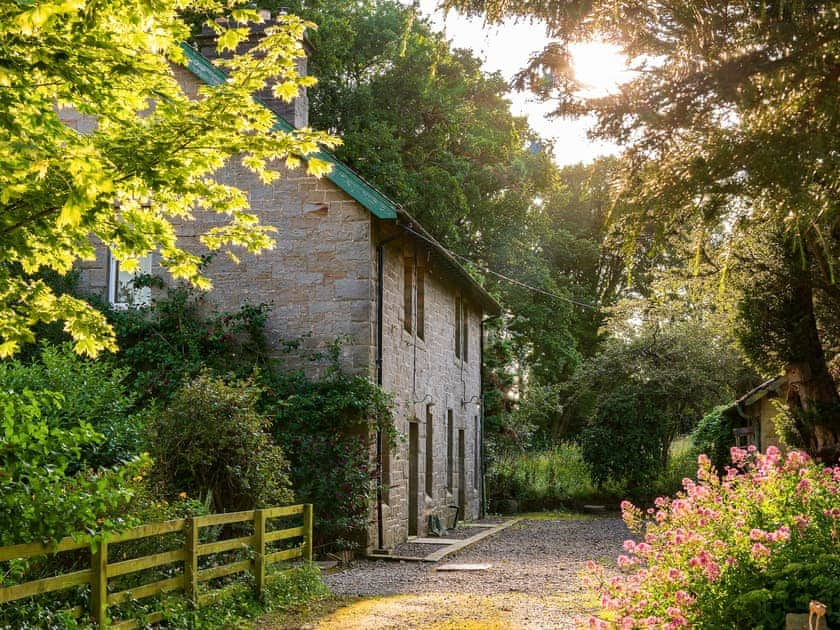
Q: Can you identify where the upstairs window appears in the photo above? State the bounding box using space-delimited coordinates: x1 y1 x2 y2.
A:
462 299 469 362
454 295 461 359
455 295 468 362
403 248 425 338
416 258 425 340
403 253 414 333
108 251 152 308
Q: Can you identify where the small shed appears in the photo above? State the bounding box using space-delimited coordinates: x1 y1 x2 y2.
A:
728 376 787 452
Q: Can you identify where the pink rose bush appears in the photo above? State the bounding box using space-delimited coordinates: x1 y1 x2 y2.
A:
586 446 840 628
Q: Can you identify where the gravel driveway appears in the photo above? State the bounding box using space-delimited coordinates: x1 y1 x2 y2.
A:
312 516 629 629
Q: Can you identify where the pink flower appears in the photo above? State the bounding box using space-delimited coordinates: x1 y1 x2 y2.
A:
749 528 766 541
675 590 696 606
702 560 721 581
785 450 810 469
635 542 652 554
730 446 748 464
667 606 686 623
767 526 790 542
751 543 770 559
667 567 683 581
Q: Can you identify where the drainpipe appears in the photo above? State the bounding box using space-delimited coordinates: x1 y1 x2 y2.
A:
375 232 402 551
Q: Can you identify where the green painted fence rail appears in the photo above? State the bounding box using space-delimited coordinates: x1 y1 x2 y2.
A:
0 503 313 628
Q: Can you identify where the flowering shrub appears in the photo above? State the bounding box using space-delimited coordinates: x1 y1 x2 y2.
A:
587 446 840 628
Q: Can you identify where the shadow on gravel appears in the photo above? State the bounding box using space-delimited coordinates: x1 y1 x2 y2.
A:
256 516 630 630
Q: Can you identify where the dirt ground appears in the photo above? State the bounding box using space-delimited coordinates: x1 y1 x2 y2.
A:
257 515 629 630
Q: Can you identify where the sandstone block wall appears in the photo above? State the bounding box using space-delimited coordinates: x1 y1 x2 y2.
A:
76 67 375 376
375 234 483 549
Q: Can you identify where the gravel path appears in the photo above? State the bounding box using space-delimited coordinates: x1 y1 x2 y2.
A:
313 516 629 629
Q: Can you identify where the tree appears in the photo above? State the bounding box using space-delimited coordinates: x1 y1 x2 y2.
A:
578 320 745 486
281 1 591 393
443 0 840 452
0 0 336 357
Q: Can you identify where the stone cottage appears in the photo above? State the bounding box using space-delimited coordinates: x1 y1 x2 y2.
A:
73 21 500 552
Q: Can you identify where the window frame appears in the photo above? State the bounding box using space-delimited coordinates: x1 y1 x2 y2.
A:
107 250 153 308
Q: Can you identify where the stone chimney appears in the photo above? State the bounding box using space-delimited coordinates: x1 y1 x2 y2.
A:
194 12 310 129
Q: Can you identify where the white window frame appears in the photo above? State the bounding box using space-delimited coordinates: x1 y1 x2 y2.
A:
107 251 153 308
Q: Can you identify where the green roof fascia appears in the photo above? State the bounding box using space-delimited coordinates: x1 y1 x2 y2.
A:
179 43 398 220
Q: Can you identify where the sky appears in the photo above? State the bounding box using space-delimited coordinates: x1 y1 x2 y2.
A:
414 1 625 166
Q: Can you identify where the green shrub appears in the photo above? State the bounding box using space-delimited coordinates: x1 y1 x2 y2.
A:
150 373 293 512
106 281 270 403
263 347 393 551
588 446 840 628
0 388 147 546
646 436 700 499
691 404 738 471
0 342 143 469
486 444 599 510
580 385 672 488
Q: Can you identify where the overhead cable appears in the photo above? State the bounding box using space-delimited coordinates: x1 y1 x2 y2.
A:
399 224 600 311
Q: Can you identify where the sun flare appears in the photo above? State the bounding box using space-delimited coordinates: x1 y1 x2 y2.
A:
569 40 632 97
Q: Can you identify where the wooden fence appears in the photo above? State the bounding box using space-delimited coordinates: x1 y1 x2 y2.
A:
0 504 313 628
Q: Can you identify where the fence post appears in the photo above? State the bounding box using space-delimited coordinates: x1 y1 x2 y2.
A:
253 509 266 598
90 540 108 627
302 504 313 562
184 517 198 607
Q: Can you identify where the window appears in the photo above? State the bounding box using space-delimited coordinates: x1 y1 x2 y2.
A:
425 405 434 497
474 415 480 490
416 258 425 340
454 295 468 362
446 409 454 492
108 251 152 307
454 295 461 359
462 300 469 362
403 253 414 333
404 248 425 338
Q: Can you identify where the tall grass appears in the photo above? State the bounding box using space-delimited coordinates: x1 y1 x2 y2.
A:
487 438 701 512
487 443 600 510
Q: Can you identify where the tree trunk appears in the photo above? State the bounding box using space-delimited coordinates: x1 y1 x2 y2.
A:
783 279 840 456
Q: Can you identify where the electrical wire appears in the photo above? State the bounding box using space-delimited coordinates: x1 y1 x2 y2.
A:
399 224 600 311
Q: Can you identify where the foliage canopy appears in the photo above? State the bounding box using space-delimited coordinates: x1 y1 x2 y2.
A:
444 0 840 450
0 0 335 357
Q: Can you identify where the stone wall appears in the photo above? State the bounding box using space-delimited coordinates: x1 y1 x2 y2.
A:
75 66 375 376
375 230 483 549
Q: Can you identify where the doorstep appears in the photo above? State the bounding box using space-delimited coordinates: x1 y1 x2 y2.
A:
367 518 521 563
